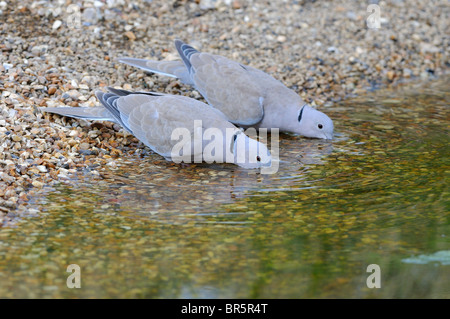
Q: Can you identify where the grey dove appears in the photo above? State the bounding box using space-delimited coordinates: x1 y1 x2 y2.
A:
40 88 272 169
119 39 334 139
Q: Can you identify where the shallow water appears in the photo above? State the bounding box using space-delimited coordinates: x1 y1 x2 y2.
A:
0 77 449 298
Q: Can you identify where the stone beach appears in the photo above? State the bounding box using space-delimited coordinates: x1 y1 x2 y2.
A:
0 0 448 226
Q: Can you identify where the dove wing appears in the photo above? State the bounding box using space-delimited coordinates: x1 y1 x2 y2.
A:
189 53 265 126
115 94 236 160
175 45 264 126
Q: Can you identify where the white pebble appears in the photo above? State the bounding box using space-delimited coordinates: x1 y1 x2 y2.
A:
52 20 62 30
2 63 13 70
36 165 48 173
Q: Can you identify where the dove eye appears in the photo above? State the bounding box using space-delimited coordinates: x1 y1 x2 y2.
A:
318 124 323 129
256 156 261 162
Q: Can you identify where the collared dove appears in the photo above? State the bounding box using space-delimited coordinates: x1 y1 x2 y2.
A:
40 88 272 169
119 39 334 139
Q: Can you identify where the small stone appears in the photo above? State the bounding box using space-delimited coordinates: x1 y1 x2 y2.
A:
346 11 357 20
57 173 69 179
79 143 90 150
403 68 412 78
420 43 440 54
52 20 62 30
69 130 79 137
83 7 97 24
70 79 79 88
31 45 48 56
11 135 22 142
199 0 215 10
276 35 287 43
68 90 81 100
327 46 338 53
124 31 136 41
232 0 241 9
387 71 395 81
36 165 47 173
67 139 78 147
2 63 13 70
48 87 57 95
32 180 44 188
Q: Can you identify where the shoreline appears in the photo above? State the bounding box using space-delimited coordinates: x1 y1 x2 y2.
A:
0 0 448 226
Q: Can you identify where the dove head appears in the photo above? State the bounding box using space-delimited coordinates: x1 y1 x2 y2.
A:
232 132 272 169
295 104 334 139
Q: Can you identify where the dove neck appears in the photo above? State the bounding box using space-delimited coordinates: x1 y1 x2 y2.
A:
258 88 305 133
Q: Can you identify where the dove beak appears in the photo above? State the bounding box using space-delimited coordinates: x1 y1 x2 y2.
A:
323 133 333 140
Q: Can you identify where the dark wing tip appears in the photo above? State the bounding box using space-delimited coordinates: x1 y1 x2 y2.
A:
107 87 133 96
174 39 199 71
174 39 185 50
107 86 164 97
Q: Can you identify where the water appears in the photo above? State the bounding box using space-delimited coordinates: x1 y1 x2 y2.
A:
0 78 448 298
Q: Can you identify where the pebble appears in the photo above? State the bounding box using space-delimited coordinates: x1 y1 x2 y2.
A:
52 20 62 30
276 35 286 43
36 166 47 173
48 87 57 95
83 7 98 24
387 71 395 81
403 69 413 78
124 31 136 41
11 135 22 142
32 181 44 188
232 0 242 9
79 143 91 151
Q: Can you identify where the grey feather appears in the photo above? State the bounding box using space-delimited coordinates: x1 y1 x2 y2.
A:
40 106 115 121
118 57 193 85
95 91 132 133
117 57 178 78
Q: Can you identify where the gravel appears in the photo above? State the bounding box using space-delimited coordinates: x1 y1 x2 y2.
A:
0 0 448 225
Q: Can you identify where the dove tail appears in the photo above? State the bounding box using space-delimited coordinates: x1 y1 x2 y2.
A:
40 106 115 121
118 57 193 85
